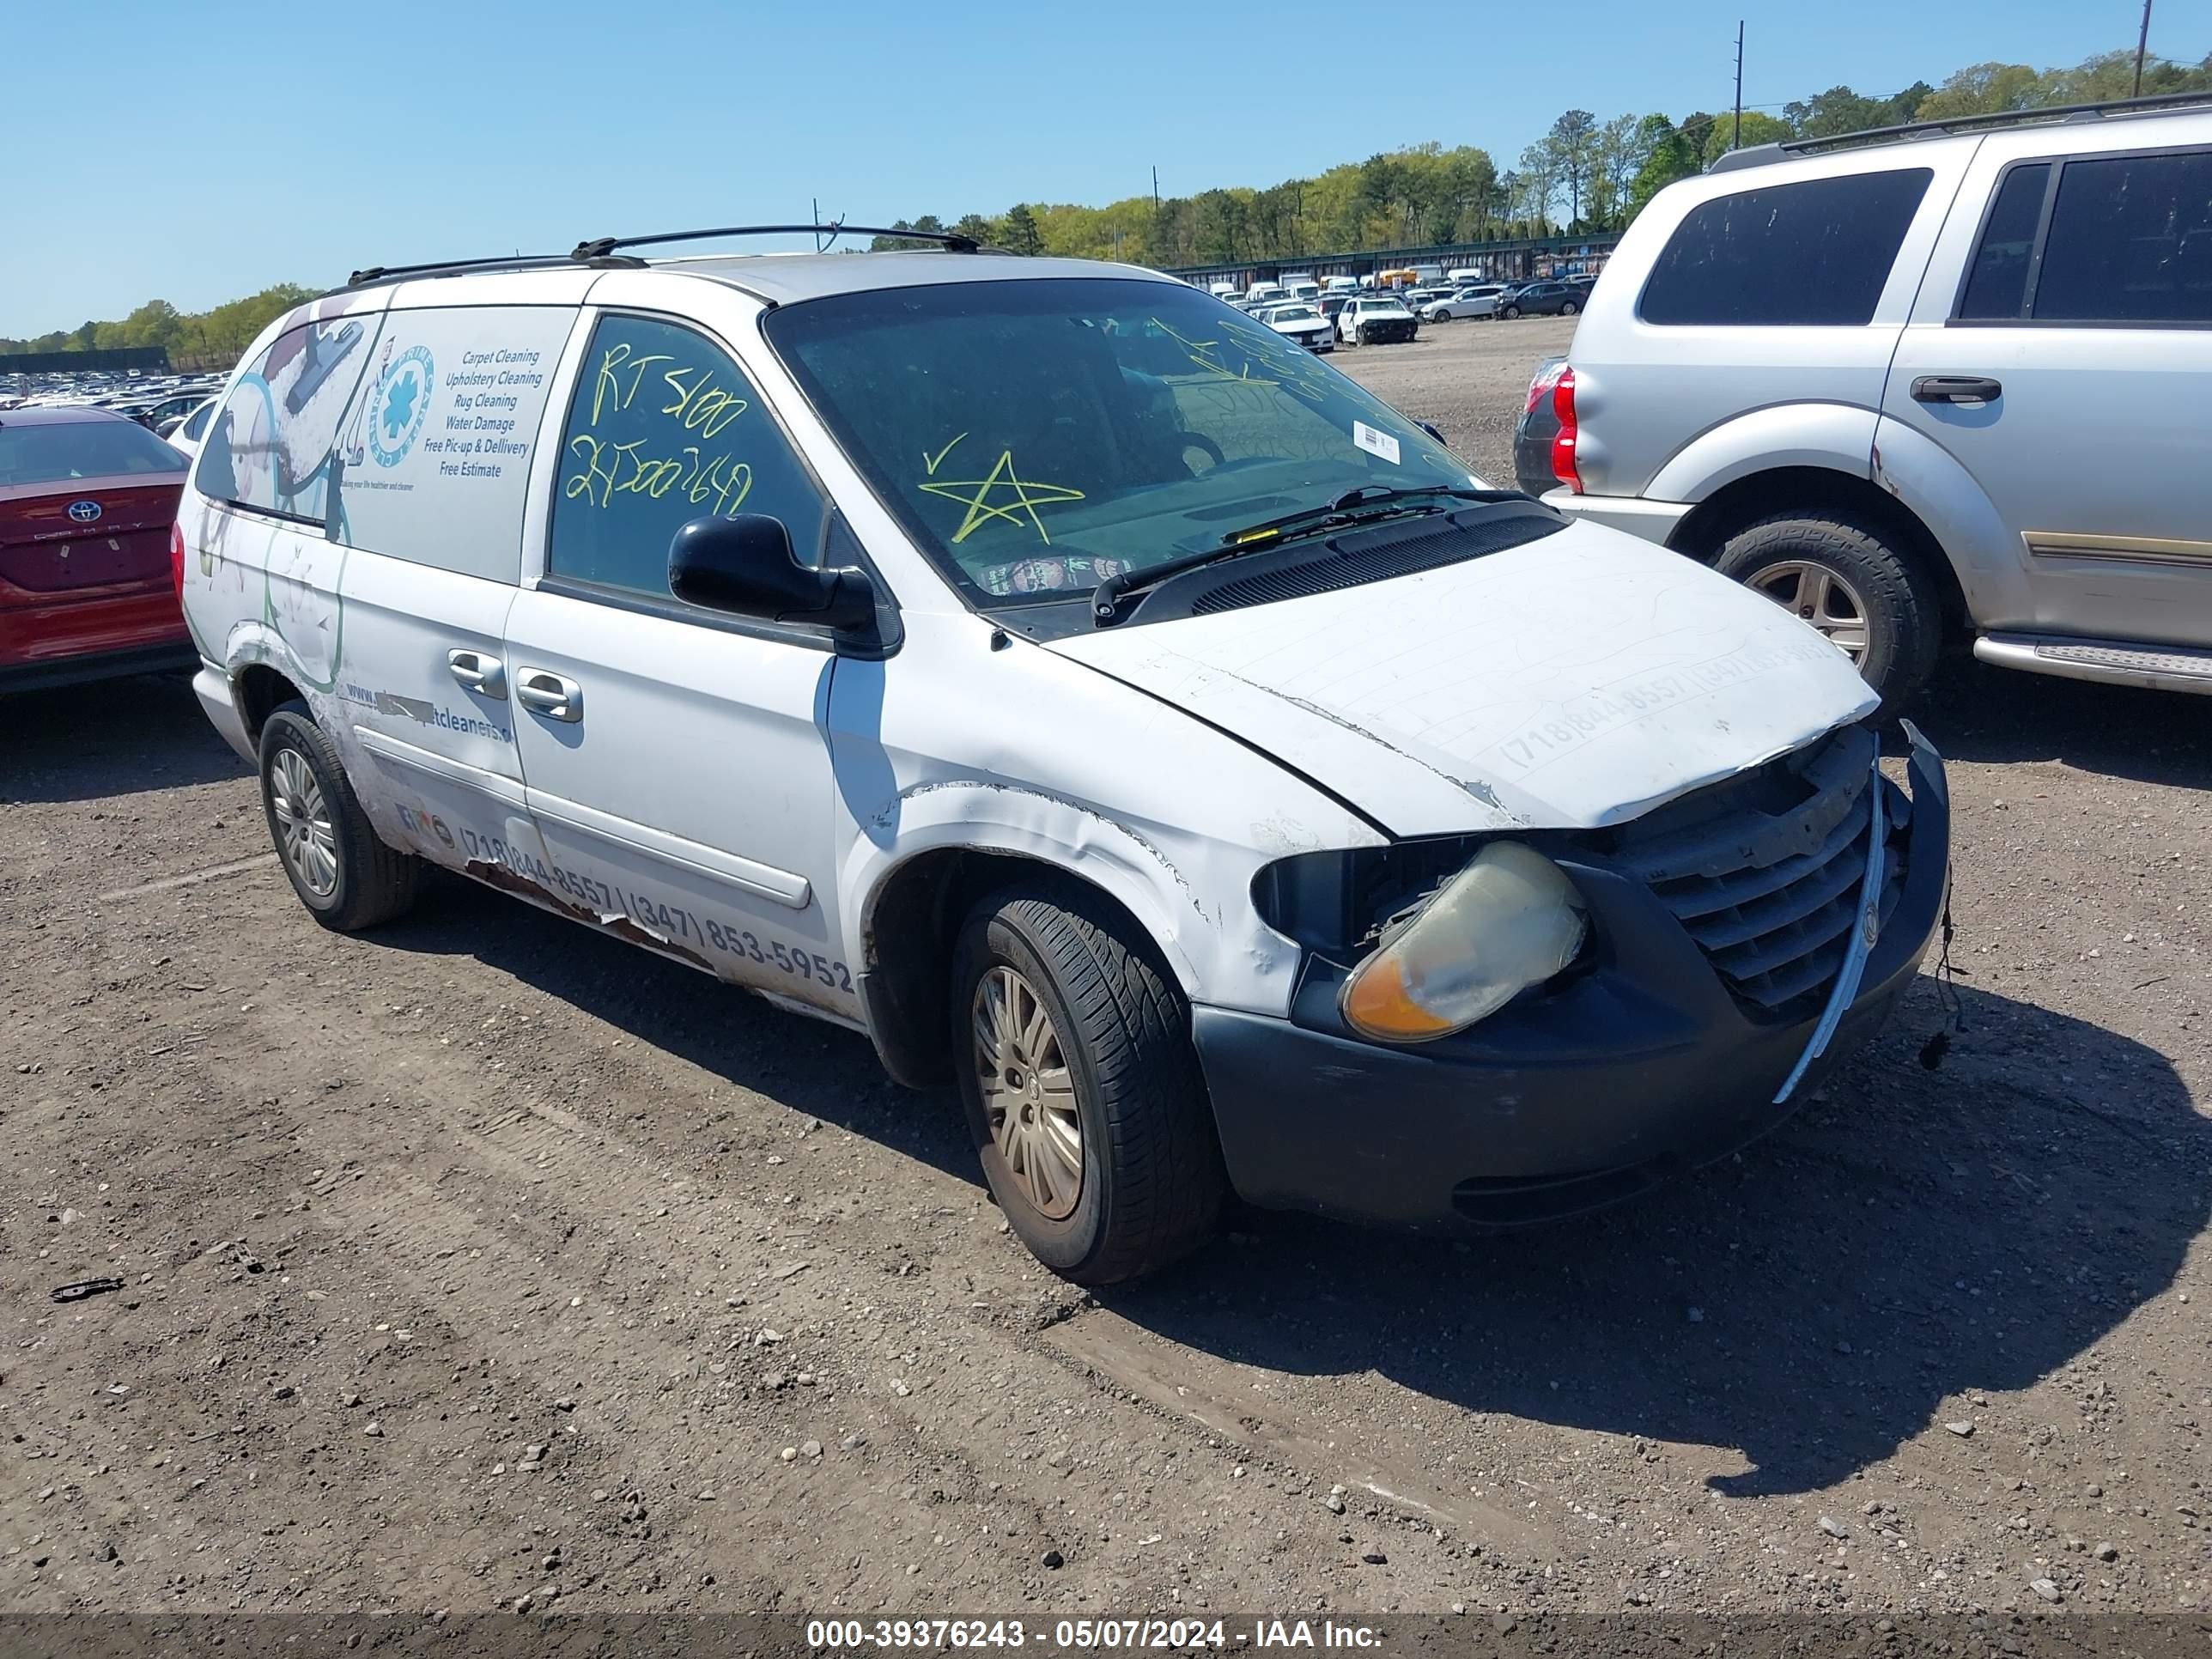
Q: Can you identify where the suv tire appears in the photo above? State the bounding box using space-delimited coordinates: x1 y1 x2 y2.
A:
1500 304 1521 319
951 885 1225 1285
258 701 422 931
1560 299 1579 315
1714 513 1941 720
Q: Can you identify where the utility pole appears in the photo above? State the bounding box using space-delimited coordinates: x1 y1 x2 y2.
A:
2133 0 2154 97
811 198 821 252
1732 21 1745 150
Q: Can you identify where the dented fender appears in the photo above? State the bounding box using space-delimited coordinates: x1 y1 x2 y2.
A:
829 611 1387 1019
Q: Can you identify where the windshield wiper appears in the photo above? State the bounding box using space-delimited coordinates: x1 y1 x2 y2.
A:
1211 483 1500 551
1088 485 1495 628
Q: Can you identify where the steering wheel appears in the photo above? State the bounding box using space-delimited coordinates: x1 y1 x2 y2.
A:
1171 430 1226 470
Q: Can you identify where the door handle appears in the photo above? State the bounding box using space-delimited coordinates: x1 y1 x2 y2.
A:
514 669 581 722
1911 374 2002 404
447 648 507 700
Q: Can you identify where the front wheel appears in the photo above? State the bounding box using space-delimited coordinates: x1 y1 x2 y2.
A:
258 701 421 931
1501 305 1521 319
1355 325 1372 346
951 886 1225 1285
1714 514 1942 720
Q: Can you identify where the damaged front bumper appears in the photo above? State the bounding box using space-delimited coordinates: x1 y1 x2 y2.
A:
1194 726 1951 1229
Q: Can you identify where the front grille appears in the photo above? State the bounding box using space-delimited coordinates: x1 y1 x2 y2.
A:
1609 725 1910 1020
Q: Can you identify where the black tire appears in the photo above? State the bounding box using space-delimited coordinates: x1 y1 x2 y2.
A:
1561 300 1579 315
1355 325 1372 346
1713 514 1942 720
951 885 1225 1285
1501 305 1521 319
258 701 421 932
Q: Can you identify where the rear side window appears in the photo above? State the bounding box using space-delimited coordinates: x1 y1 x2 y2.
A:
1639 168 1933 326
1958 163 2052 319
195 314 378 522
326 305 574 583
2033 149 2212 325
0 419 185 485
546 313 826 598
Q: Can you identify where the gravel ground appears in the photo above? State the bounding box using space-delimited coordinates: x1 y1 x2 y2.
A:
3 323 2209 1630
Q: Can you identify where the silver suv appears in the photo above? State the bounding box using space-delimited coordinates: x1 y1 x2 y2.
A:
1540 95 2212 714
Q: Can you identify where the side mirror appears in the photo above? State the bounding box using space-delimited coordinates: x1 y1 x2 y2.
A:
668 514 875 632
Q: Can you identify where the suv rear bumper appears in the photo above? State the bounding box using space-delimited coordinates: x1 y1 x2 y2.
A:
1540 489 1692 546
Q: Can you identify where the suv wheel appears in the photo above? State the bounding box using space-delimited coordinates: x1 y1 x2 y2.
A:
1355 325 1371 346
258 701 422 931
1715 514 1942 720
1501 304 1521 319
951 885 1225 1285
1561 299 1579 315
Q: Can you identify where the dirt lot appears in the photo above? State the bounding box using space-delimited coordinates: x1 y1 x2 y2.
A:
1332 313 1577 488
4 320 2209 1632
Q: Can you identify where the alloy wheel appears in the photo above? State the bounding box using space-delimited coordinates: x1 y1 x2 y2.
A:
1747 560 1872 663
269 746 339 896
972 964 1083 1219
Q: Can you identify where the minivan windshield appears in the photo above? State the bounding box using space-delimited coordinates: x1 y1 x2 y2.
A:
769 278 1475 605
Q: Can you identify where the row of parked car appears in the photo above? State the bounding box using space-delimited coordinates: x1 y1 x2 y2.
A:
1234 273 1600 353
1 370 225 436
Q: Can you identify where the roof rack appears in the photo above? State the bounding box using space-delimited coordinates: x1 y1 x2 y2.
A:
569 223 982 260
342 222 985 293
344 252 641 289
1710 88 2212 173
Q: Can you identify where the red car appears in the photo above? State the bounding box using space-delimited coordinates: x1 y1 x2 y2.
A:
0 407 193 691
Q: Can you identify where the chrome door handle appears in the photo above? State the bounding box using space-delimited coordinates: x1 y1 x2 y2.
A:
515 669 581 722
447 648 507 700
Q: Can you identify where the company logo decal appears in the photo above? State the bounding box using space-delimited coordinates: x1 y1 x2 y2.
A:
368 344 434 468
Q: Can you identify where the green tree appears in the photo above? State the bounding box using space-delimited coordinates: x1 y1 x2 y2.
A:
1547 109 1599 226
1626 116 1700 221
1000 204 1043 257
1700 108 1791 168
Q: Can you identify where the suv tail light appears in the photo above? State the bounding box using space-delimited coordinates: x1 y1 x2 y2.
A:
170 520 186 599
1550 368 1582 494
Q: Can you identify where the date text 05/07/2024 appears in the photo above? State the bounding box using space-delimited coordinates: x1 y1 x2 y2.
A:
802 1618 1383 1650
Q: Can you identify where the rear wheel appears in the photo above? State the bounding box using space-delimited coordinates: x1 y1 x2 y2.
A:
258 702 421 931
1561 300 1580 315
951 885 1225 1285
1714 513 1942 720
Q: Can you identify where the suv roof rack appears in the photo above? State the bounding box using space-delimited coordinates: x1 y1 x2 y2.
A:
341 222 986 293
1709 88 2212 173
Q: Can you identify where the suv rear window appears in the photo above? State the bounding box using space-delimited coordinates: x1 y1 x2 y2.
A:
2033 149 2212 325
1639 168 1933 326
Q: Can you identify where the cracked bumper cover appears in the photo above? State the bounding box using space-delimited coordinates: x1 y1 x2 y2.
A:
1192 732 1950 1229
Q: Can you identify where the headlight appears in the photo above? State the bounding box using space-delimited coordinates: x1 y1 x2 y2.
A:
1339 842 1587 1042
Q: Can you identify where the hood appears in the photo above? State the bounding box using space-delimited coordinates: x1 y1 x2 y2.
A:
1046 523 1877 838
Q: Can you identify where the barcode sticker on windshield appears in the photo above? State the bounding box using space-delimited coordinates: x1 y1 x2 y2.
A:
1352 422 1401 466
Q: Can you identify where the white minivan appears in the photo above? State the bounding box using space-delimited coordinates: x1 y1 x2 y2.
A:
179 231 1950 1283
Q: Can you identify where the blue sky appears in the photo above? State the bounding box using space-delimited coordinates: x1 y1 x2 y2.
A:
6 0 2203 335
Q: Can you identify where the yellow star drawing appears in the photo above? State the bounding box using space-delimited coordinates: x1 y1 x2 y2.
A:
918 449 1085 545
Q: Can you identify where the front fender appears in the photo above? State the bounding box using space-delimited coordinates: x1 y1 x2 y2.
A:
844 785 1217 1002
1641 402 1879 504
